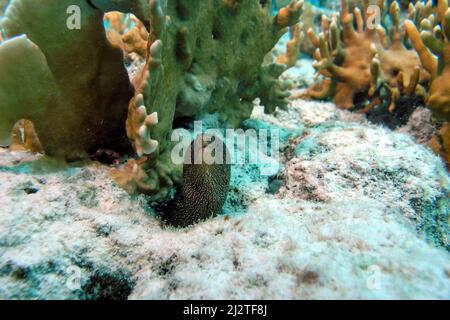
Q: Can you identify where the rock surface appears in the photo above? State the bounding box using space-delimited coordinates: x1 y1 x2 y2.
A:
0 98 449 299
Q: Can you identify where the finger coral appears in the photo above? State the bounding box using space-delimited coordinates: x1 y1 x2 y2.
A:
405 0 450 122
0 0 304 203
305 0 430 113
405 0 450 169
305 0 380 109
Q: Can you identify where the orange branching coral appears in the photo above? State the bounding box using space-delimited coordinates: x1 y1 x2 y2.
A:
405 0 450 122
306 0 379 109
277 0 305 29
277 23 304 67
367 1 430 112
111 0 304 199
404 0 450 169
104 12 149 58
305 0 430 113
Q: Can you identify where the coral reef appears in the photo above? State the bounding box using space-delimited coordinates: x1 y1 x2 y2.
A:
0 99 448 300
305 0 380 109
0 0 133 160
163 134 231 228
404 0 450 168
0 0 304 202
111 0 303 198
304 0 428 113
405 0 450 122
0 0 449 300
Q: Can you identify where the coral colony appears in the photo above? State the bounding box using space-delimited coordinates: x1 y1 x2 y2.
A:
0 0 449 300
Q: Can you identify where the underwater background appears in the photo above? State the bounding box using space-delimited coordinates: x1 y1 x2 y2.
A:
0 0 449 299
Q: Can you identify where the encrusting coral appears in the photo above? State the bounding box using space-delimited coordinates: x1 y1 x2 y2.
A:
0 0 134 160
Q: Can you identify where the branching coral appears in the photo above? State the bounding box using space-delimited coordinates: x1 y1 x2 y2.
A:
104 12 149 58
305 0 380 109
305 0 429 113
10 119 43 153
0 0 133 160
405 0 450 122
0 0 304 203
405 0 450 169
367 1 430 113
110 0 304 198
277 23 304 67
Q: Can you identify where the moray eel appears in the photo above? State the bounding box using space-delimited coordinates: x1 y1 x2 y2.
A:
163 134 231 228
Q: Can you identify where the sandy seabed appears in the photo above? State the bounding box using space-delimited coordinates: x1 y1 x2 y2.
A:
0 91 449 299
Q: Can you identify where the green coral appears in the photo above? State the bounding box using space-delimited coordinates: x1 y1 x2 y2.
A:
0 0 7 13
118 0 302 198
0 0 302 203
0 0 133 159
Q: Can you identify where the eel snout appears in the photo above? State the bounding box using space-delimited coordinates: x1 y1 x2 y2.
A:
163 134 231 228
